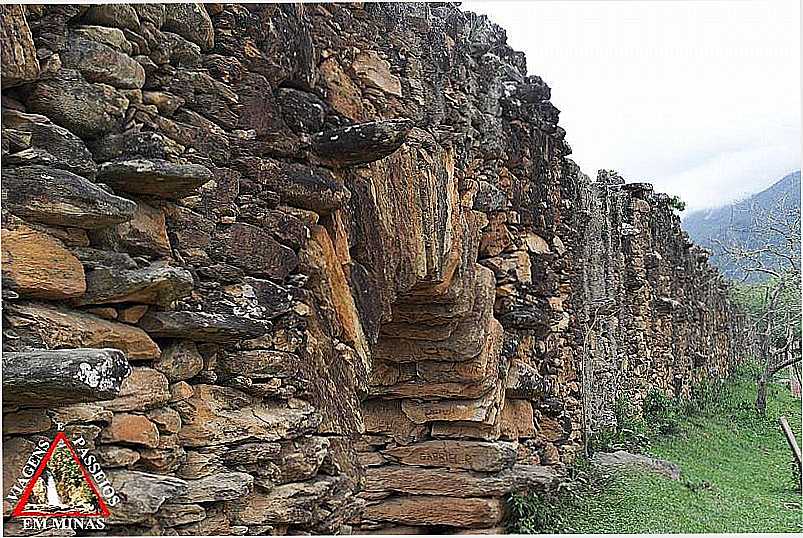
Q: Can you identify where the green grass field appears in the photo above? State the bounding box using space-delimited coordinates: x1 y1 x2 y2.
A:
509 369 803 533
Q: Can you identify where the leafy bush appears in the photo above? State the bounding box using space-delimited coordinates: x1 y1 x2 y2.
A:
589 397 651 454
643 390 683 434
507 457 612 533
668 195 686 212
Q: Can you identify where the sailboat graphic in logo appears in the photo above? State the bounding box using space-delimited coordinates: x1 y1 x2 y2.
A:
11 432 110 518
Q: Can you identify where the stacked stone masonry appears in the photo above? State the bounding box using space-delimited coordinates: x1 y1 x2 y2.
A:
0 3 746 535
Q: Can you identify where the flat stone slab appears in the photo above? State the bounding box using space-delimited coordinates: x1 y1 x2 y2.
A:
364 463 561 497
592 450 681 480
97 159 214 199
363 495 504 528
381 440 517 472
138 311 268 342
312 119 413 166
2 165 136 228
2 348 131 407
4 301 160 360
77 264 194 307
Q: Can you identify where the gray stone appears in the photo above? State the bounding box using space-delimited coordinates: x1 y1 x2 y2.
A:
2 110 97 179
592 450 682 480
159 503 206 528
2 165 136 229
212 222 299 280
154 340 204 382
77 264 194 307
72 25 134 55
61 34 145 89
107 470 187 525
139 311 269 342
82 5 140 31
2 348 131 407
311 119 413 166
25 69 128 138
162 3 214 51
97 158 214 199
174 472 254 503
89 130 184 163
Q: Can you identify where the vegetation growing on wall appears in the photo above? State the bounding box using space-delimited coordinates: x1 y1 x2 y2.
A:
507 364 802 533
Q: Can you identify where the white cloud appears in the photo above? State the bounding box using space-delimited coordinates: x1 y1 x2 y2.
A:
464 0 801 210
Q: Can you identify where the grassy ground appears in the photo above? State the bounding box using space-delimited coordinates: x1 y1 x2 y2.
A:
509 368 803 533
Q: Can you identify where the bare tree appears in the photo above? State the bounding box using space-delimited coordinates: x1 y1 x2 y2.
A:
715 191 801 414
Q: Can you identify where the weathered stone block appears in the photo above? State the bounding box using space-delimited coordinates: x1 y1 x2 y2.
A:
6 303 159 360
102 367 170 412
212 222 298 280
381 440 516 472
107 470 187 525
2 165 136 229
363 496 503 528
351 50 402 97
312 119 413 166
97 159 214 199
89 200 172 258
176 386 319 447
364 464 559 497
2 109 97 178
61 34 145 89
2 348 131 407
1 225 86 300
25 69 129 138
77 264 193 307
101 413 160 448
174 472 254 503
154 340 204 382
1 5 38 87
139 311 268 342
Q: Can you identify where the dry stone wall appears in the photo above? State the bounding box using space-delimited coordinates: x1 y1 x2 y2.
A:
1 3 745 535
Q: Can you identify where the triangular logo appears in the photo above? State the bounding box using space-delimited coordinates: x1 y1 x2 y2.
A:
11 432 110 518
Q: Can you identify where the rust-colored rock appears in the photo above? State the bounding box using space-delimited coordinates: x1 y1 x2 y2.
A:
1 225 86 299
4 302 160 360
363 496 504 528
101 413 160 448
0 5 39 87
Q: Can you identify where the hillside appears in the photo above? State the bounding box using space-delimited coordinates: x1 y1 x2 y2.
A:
683 170 801 281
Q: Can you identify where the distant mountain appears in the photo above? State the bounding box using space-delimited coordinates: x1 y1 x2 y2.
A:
682 170 801 281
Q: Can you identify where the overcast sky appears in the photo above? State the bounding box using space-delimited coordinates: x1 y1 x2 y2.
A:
465 0 801 212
